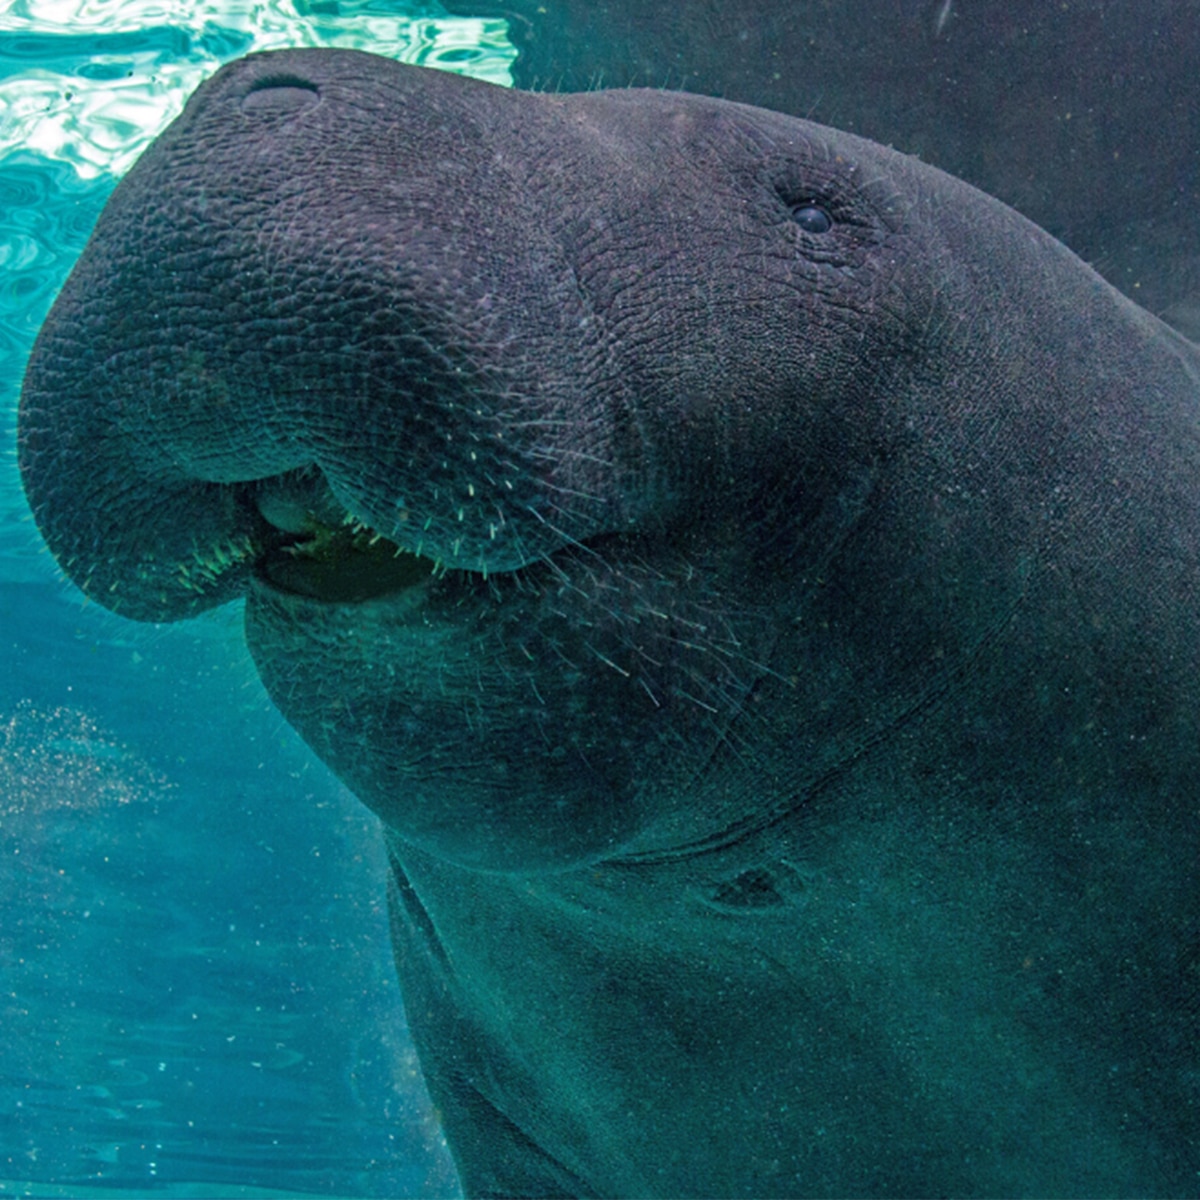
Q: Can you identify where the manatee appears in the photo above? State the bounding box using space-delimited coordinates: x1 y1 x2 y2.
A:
18 48 1200 1197
445 0 1200 336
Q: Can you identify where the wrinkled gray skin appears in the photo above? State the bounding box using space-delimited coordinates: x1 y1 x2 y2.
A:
447 0 1200 337
448 1 1200 338
18 49 1200 1197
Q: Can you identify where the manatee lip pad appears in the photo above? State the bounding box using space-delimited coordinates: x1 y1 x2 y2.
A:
19 50 642 623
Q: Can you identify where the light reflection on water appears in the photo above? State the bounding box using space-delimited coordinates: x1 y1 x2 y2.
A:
0 0 514 179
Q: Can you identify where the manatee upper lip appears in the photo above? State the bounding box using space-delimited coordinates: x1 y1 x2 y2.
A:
244 469 621 607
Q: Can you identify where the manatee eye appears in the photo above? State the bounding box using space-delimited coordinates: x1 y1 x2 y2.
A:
790 203 833 233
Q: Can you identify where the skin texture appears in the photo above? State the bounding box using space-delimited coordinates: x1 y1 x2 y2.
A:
445 0 1200 338
18 48 1200 1197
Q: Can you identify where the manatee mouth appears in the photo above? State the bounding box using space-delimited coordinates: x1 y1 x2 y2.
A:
247 467 443 604
254 518 436 604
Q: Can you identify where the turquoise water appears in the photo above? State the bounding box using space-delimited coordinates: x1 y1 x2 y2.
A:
1 4 514 1194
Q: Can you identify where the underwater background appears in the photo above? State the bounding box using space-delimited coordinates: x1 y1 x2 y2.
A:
1 2 515 1194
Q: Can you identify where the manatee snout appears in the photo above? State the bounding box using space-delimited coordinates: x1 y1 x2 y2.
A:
20 51 632 618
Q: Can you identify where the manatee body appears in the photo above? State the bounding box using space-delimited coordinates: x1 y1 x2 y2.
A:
446 0 1200 336
18 49 1200 1197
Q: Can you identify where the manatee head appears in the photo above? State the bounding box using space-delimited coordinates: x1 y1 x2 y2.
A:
16 48 1104 873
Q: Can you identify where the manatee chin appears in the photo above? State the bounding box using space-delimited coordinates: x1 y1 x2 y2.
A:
241 464 781 873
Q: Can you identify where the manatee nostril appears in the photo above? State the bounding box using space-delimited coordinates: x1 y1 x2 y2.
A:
240 78 320 115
